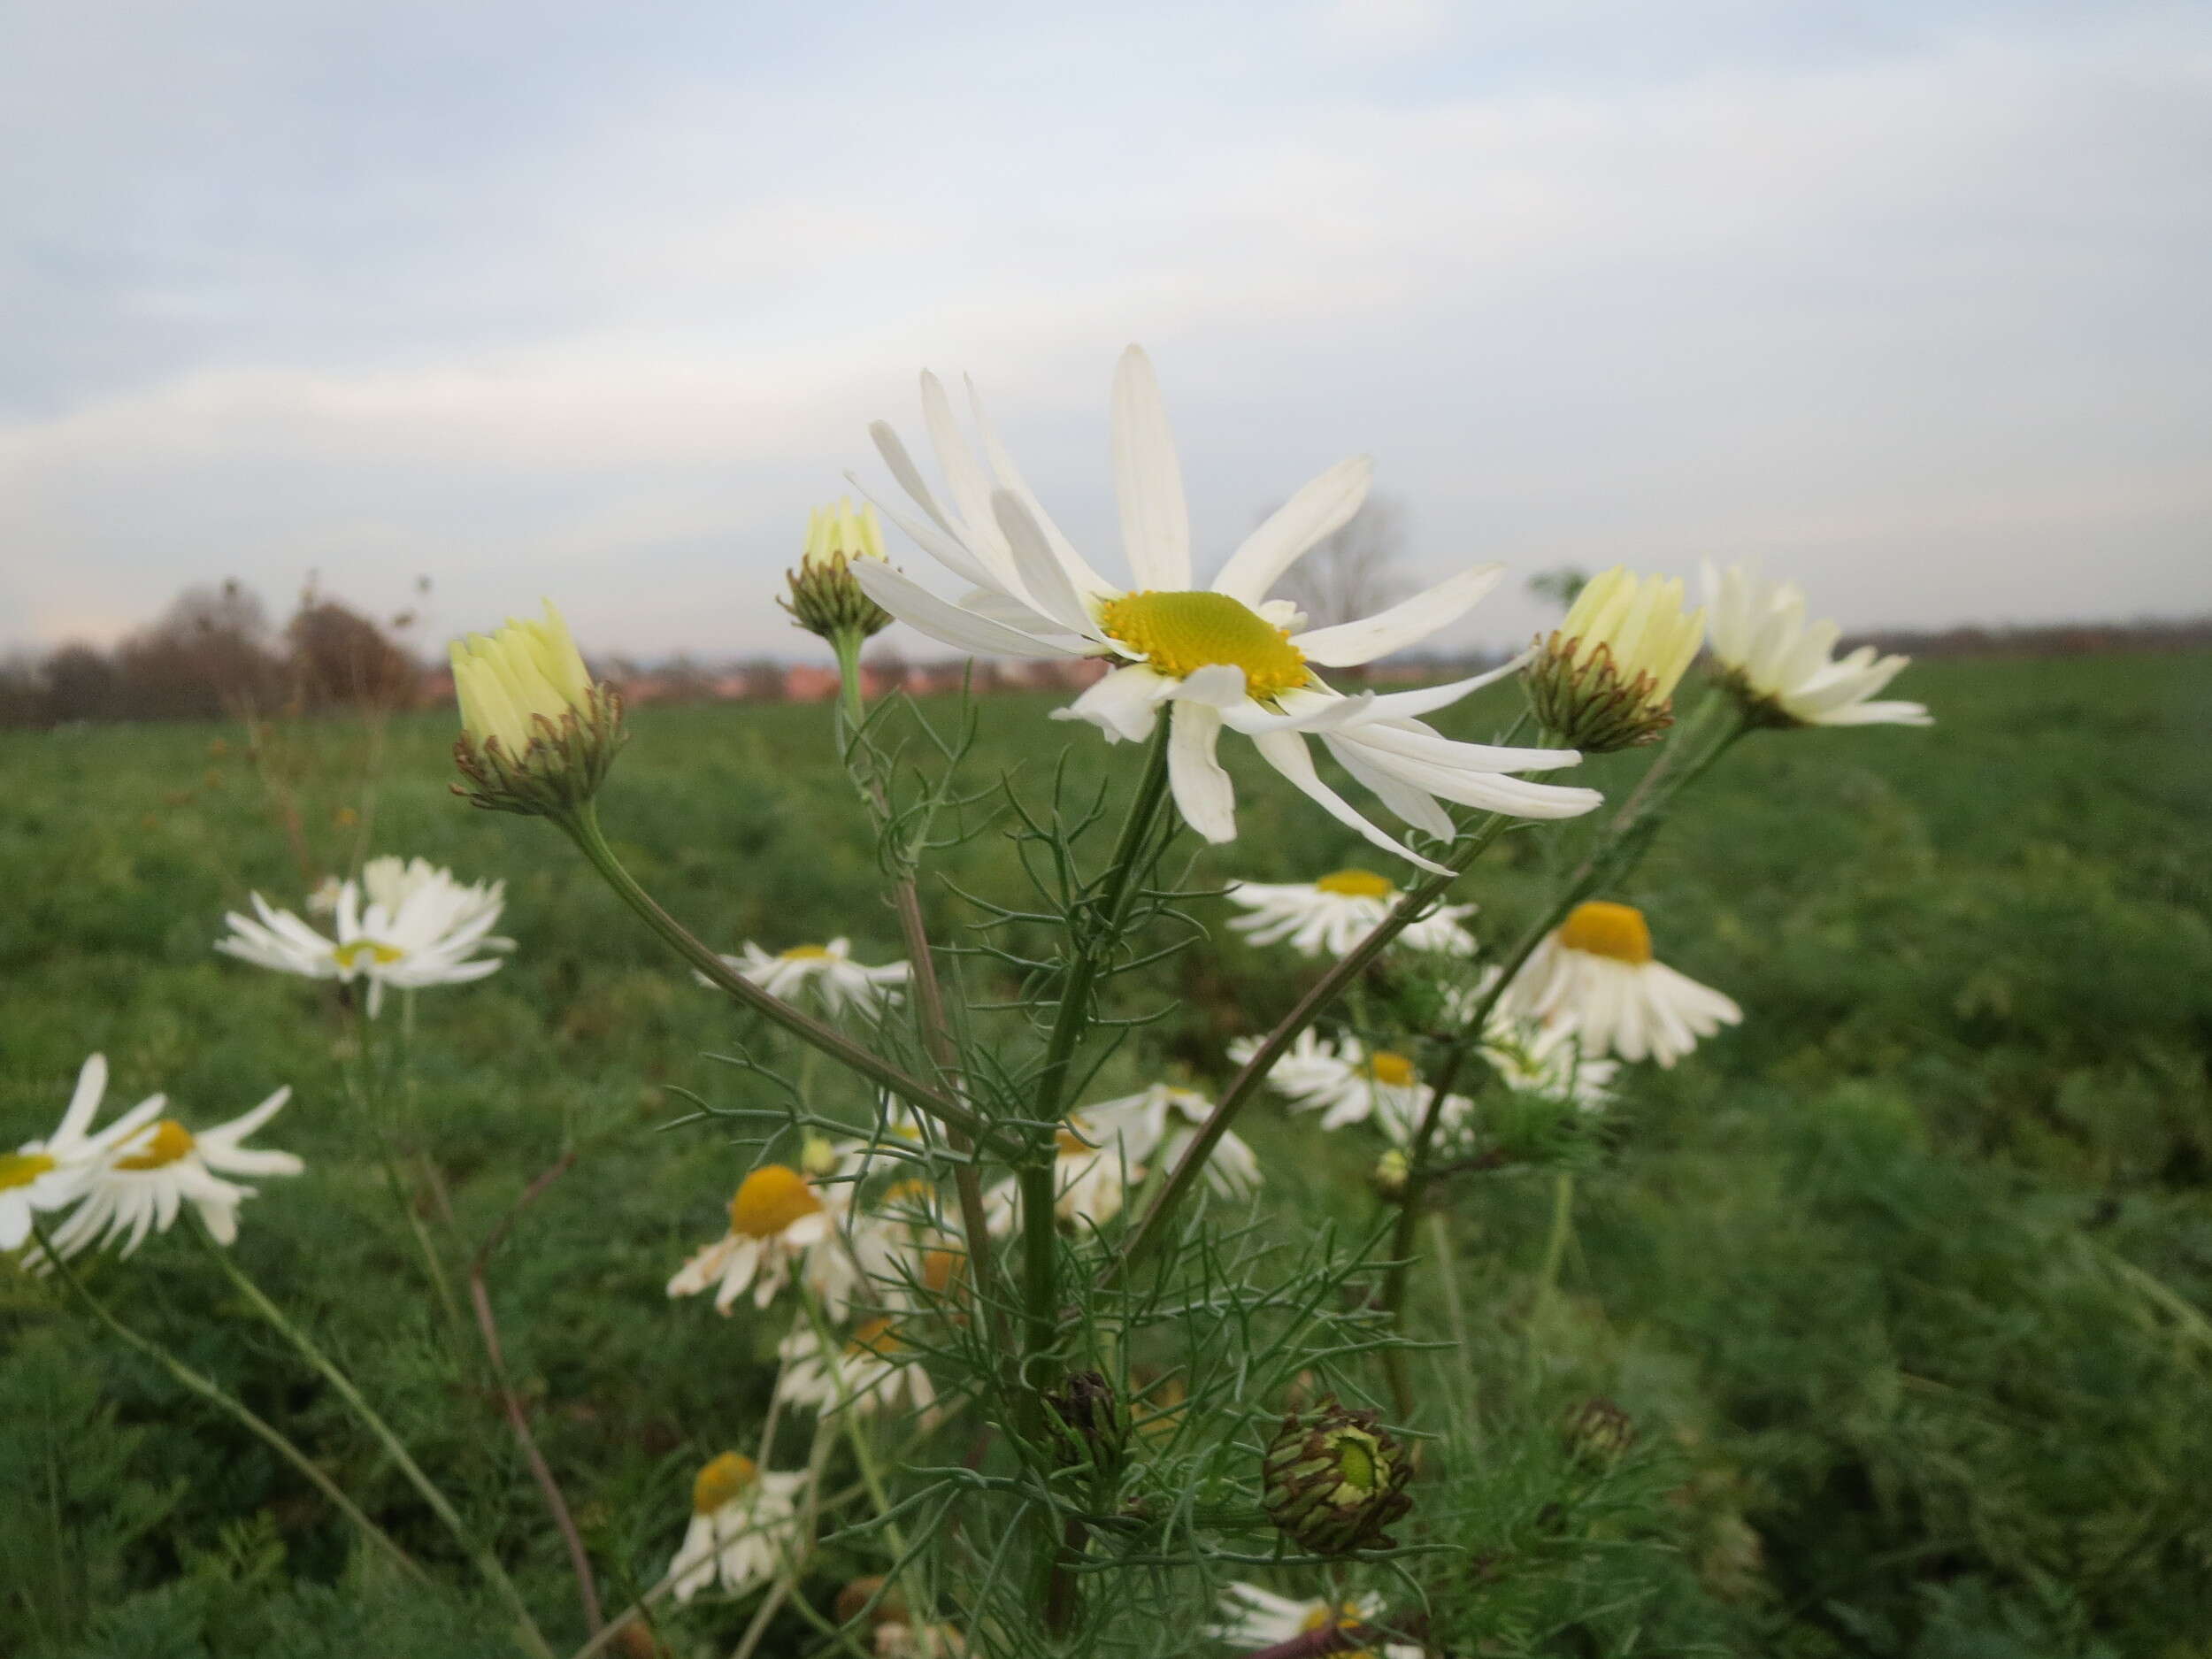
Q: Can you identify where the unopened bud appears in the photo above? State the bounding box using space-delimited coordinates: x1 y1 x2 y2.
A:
781 498 894 644
1371 1148 1410 1202
449 601 626 816
1260 1394 1414 1555
1045 1370 1128 1471
800 1134 841 1178
1525 566 1703 753
1561 1395 1638 1465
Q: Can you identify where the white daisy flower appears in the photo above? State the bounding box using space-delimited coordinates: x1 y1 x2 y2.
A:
2 1056 165 1251
668 1164 860 1317
216 857 511 1018
851 346 1601 870
712 939 908 1018
1232 1031 1471 1144
1703 562 1931 728
667 1451 808 1604
1209 1582 1418 1659
843 1175 969 1310
1498 902 1741 1068
35 1083 302 1264
1483 1016 1620 1112
1225 868 1478 958
1087 1083 1260 1200
776 1316 939 1418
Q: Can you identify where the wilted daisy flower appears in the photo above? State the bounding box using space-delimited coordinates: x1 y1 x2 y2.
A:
1209 1583 1418 1659
667 1451 808 1604
35 1084 302 1264
1224 869 1478 958
851 346 1601 868
713 939 908 1018
2 1056 165 1251
1232 1030 1471 1143
776 1316 939 1418
1703 562 1931 729
216 858 510 1018
668 1164 860 1316
1499 901 1741 1068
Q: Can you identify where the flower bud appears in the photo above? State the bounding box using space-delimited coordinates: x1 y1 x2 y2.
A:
1525 566 1703 753
1371 1148 1410 1202
449 601 625 816
1561 1395 1637 1465
800 1134 842 1178
780 498 894 644
1260 1394 1414 1555
1045 1369 1128 1471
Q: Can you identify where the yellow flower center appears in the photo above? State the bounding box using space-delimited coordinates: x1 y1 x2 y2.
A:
1095 590 1308 700
882 1177 933 1209
1558 901 1653 965
846 1317 903 1360
332 940 406 970
921 1247 965 1295
116 1119 197 1171
0 1150 58 1191
728 1164 824 1238
691 1450 758 1514
1055 1118 1096 1156
1314 868 1395 900
1300 1602 1370 1651
780 944 833 961
1365 1050 1417 1088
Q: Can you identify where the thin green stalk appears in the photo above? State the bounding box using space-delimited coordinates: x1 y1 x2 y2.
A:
1525 1170 1578 1382
34 1222 426 1586
1110 809 1515 1282
343 1002 466 1338
556 802 987 1144
194 1227 554 1659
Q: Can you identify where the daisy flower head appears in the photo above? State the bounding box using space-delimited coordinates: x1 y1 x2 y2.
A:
1087 1083 1260 1200
3 1056 165 1251
216 859 510 1018
1233 1030 1471 1144
668 1164 859 1316
1527 565 1705 753
1225 868 1478 959
776 1316 939 1418
1703 562 1931 730
1209 1583 1418 1659
983 1100 1156 1235
717 939 908 1020
667 1451 808 1603
1482 1015 1620 1112
850 345 1602 869
35 1083 302 1265
1499 901 1741 1068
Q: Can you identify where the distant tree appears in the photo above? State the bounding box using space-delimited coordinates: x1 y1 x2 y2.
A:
655 655 718 703
734 657 787 701
1526 566 1591 614
113 580 283 719
287 598 418 711
40 644 126 724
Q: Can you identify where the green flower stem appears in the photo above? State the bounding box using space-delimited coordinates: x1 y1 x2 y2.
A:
1525 1170 1578 1379
194 1227 555 1659
556 801 991 1147
1109 809 1515 1284
33 1221 427 1586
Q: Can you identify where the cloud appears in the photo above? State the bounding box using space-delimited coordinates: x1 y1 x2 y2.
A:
2 1 2208 658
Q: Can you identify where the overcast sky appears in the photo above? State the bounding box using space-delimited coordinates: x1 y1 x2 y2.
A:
4 0 2208 664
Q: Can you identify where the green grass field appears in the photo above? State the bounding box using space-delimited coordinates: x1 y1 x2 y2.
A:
4 649 2210 1657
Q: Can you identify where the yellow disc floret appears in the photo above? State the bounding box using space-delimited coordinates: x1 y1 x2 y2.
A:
1096 591 1309 700
116 1119 197 1171
692 1450 758 1514
728 1164 824 1238
847 1317 903 1360
1559 900 1654 965
1315 869 1395 900
1365 1050 1417 1088
332 941 406 971
0 1150 58 1191
780 944 833 961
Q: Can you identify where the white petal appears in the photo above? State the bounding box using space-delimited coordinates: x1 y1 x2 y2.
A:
1293 563 1506 666
1167 664 1248 709
1166 703 1235 841
852 562 1077 658
965 374 1122 603
1250 730 1453 875
1340 653 1533 724
1322 733 1458 839
1054 663 1172 741
992 490 1096 636
56 1054 109 1142
1110 345 1192 589
1210 455 1373 605
849 458 999 592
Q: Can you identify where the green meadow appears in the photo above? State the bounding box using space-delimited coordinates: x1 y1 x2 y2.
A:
4 648 2209 1657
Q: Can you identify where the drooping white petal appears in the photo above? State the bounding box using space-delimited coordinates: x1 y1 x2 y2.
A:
957 587 1082 638
1322 733 1459 839
1210 456 1374 605
1053 663 1174 742
1167 703 1235 841
853 561 1078 658
1292 563 1506 666
1338 654 1534 724
1110 345 1192 589
992 490 1097 636
863 428 1000 591
1250 730 1454 875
